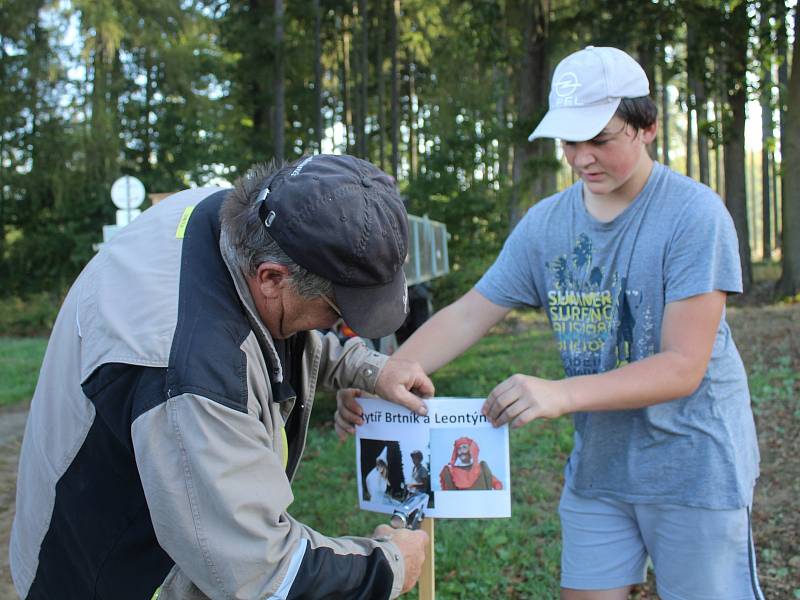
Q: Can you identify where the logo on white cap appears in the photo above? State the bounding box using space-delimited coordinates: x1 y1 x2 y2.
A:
554 72 584 107
555 72 582 98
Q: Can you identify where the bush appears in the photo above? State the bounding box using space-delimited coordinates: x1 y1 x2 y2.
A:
0 292 63 337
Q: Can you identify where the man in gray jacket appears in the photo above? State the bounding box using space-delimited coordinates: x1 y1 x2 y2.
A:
10 154 432 600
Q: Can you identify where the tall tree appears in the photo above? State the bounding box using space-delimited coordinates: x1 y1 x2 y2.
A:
313 0 323 152
660 54 671 167
759 4 774 260
407 50 418 180
273 0 285 161
357 0 368 157
221 0 276 170
777 1 800 295
508 0 555 229
340 11 353 153
683 0 716 185
775 0 789 252
720 0 753 292
390 0 400 177
376 3 386 169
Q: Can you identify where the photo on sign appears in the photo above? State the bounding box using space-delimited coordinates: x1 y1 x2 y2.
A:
356 396 511 518
431 428 506 492
358 439 436 511
359 439 404 505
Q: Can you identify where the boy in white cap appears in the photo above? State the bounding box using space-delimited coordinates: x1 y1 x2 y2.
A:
337 46 764 599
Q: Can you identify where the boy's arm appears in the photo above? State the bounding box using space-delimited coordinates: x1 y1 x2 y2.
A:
484 291 727 428
392 288 512 372
334 289 510 438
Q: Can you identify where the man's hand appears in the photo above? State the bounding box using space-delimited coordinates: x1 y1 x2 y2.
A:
372 524 429 595
334 388 364 440
374 356 434 416
483 374 569 428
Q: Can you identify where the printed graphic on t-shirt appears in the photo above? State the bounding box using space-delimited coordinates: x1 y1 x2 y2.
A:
545 233 655 376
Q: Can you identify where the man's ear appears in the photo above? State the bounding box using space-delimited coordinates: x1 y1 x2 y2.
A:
254 262 291 299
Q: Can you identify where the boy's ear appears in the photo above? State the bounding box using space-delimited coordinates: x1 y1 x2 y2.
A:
640 121 658 145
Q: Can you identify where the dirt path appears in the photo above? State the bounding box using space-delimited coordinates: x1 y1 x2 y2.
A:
0 304 797 599
0 404 27 599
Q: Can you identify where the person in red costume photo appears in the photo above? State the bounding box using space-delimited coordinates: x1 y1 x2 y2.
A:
439 437 503 491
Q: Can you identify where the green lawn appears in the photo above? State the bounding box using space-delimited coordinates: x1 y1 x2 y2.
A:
3 304 798 598
0 337 47 407
293 310 572 598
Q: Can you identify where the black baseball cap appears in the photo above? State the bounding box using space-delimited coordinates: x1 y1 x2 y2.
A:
257 154 409 338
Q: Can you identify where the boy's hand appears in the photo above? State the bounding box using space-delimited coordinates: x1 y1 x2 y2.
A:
483 374 569 428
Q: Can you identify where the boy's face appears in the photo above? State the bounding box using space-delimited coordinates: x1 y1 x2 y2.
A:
561 115 656 202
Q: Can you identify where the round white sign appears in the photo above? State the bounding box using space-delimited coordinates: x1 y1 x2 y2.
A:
110 175 146 209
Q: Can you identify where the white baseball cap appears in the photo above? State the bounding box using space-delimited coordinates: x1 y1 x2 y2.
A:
528 46 650 142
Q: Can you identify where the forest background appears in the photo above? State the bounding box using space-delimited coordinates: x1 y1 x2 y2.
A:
1 2 800 598
2 0 800 322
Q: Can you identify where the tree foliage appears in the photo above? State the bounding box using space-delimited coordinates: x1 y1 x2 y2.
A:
0 0 797 299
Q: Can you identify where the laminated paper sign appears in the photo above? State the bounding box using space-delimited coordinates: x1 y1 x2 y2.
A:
356 397 511 519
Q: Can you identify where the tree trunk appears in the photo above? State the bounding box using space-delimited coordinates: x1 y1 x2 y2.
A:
686 94 694 178
685 28 695 177
314 0 323 152
273 0 285 161
636 42 657 159
761 70 773 260
714 52 725 199
772 149 780 253
376 5 386 170
351 2 363 157
695 81 710 185
776 0 789 253
722 2 752 292
359 0 368 158
777 4 800 296
749 149 757 254
341 13 353 153
495 64 510 183
407 51 417 181
660 60 670 167
390 0 400 178
142 49 154 174
509 0 554 229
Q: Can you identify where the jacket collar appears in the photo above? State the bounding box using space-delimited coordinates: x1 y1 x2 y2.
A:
219 228 285 384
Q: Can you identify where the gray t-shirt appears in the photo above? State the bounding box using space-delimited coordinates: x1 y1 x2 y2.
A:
476 162 760 509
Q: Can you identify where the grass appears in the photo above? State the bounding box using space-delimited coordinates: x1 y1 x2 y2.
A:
2 303 798 598
294 309 573 598
0 337 47 407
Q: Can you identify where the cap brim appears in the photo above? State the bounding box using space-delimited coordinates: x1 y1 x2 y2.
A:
528 100 620 142
334 270 409 339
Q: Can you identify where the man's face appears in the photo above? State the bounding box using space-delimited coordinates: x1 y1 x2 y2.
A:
269 286 341 339
457 443 471 462
561 115 656 202
247 263 341 340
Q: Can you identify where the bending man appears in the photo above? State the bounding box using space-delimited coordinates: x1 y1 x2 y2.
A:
11 155 432 600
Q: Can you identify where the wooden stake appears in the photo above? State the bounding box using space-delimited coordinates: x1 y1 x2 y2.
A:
419 518 435 600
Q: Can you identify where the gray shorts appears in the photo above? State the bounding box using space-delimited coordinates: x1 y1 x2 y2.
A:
558 484 764 600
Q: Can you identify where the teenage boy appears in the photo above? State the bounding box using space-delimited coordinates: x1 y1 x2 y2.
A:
336 47 763 600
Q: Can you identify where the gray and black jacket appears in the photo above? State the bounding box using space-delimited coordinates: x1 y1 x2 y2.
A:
10 188 405 600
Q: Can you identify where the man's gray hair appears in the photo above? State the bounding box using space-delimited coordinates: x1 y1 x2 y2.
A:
220 161 333 299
